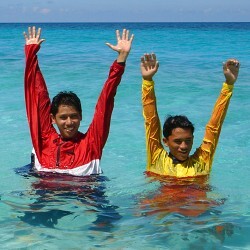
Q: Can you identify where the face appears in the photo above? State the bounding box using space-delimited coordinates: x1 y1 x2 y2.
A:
51 105 82 140
163 127 193 162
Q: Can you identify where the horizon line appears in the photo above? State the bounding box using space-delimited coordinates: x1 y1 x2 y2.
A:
1 21 250 24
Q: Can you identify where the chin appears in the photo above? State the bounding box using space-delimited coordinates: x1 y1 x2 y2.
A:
177 155 189 162
61 134 76 140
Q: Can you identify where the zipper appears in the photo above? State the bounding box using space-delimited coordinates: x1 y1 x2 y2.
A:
56 143 61 167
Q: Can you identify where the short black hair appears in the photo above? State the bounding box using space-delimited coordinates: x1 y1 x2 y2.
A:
163 115 194 138
51 91 82 116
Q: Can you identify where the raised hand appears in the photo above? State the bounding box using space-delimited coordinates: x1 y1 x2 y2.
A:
23 26 45 46
141 53 159 81
106 29 134 62
223 59 240 85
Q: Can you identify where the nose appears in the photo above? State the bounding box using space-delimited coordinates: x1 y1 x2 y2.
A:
65 117 73 125
179 141 188 150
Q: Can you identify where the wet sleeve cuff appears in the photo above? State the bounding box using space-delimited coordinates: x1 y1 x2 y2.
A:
117 62 126 66
142 79 155 87
222 82 234 92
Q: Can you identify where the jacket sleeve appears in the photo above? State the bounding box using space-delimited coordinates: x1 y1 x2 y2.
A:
24 44 53 160
142 79 164 170
87 60 125 155
197 82 234 167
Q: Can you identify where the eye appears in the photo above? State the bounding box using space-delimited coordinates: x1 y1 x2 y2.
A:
185 139 193 145
71 114 80 119
174 140 182 145
60 115 68 120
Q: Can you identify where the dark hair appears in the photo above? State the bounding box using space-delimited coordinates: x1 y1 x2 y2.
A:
51 91 82 116
163 115 194 138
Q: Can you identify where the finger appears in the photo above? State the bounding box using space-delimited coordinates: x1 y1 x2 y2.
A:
38 39 45 45
125 30 129 40
23 32 28 41
145 53 150 62
37 27 41 40
28 27 32 38
147 54 154 67
234 59 240 68
149 53 154 62
116 30 121 41
32 26 36 38
105 42 114 50
155 61 160 70
141 56 148 70
152 53 156 61
146 54 154 69
122 29 126 40
129 33 134 42
148 54 155 69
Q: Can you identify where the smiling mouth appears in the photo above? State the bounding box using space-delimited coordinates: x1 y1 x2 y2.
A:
65 127 74 132
178 152 189 159
179 151 188 154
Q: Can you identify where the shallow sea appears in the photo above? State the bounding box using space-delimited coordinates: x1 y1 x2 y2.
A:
0 22 250 249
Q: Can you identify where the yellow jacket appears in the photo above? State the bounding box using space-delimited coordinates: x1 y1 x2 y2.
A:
142 80 233 177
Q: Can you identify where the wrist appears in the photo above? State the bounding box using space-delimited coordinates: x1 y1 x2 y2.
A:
142 76 153 81
117 51 129 63
225 80 235 85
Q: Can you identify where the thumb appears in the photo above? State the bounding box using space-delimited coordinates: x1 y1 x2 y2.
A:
38 39 45 45
105 43 120 52
105 42 113 49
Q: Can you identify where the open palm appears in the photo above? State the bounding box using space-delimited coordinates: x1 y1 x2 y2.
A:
106 29 134 53
141 53 159 81
23 26 45 45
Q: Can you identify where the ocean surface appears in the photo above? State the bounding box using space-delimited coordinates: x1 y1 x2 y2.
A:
0 22 249 249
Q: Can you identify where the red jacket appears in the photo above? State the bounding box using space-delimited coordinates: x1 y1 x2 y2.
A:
25 44 125 176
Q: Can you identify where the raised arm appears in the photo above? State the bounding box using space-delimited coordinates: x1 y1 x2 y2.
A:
88 29 134 153
141 54 163 169
199 59 240 165
24 26 53 160
207 59 240 130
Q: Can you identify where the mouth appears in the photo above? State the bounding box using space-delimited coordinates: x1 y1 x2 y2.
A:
179 151 188 155
178 151 189 160
65 127 74 132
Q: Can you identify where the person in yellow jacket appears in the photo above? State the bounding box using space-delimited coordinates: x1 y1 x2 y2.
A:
141 53 240 178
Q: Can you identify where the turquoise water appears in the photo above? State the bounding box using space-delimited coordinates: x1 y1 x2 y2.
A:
0 22 250 249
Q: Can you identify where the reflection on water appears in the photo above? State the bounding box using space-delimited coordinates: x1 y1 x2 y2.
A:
12 164 122 231
136 172 237 247
0 165 243 248
140 173 225 217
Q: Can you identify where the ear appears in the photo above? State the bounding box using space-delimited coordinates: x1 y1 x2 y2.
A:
50 113 56 124
162 137 168 147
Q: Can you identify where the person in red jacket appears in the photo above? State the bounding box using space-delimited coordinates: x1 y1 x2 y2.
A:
23 26 134 176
